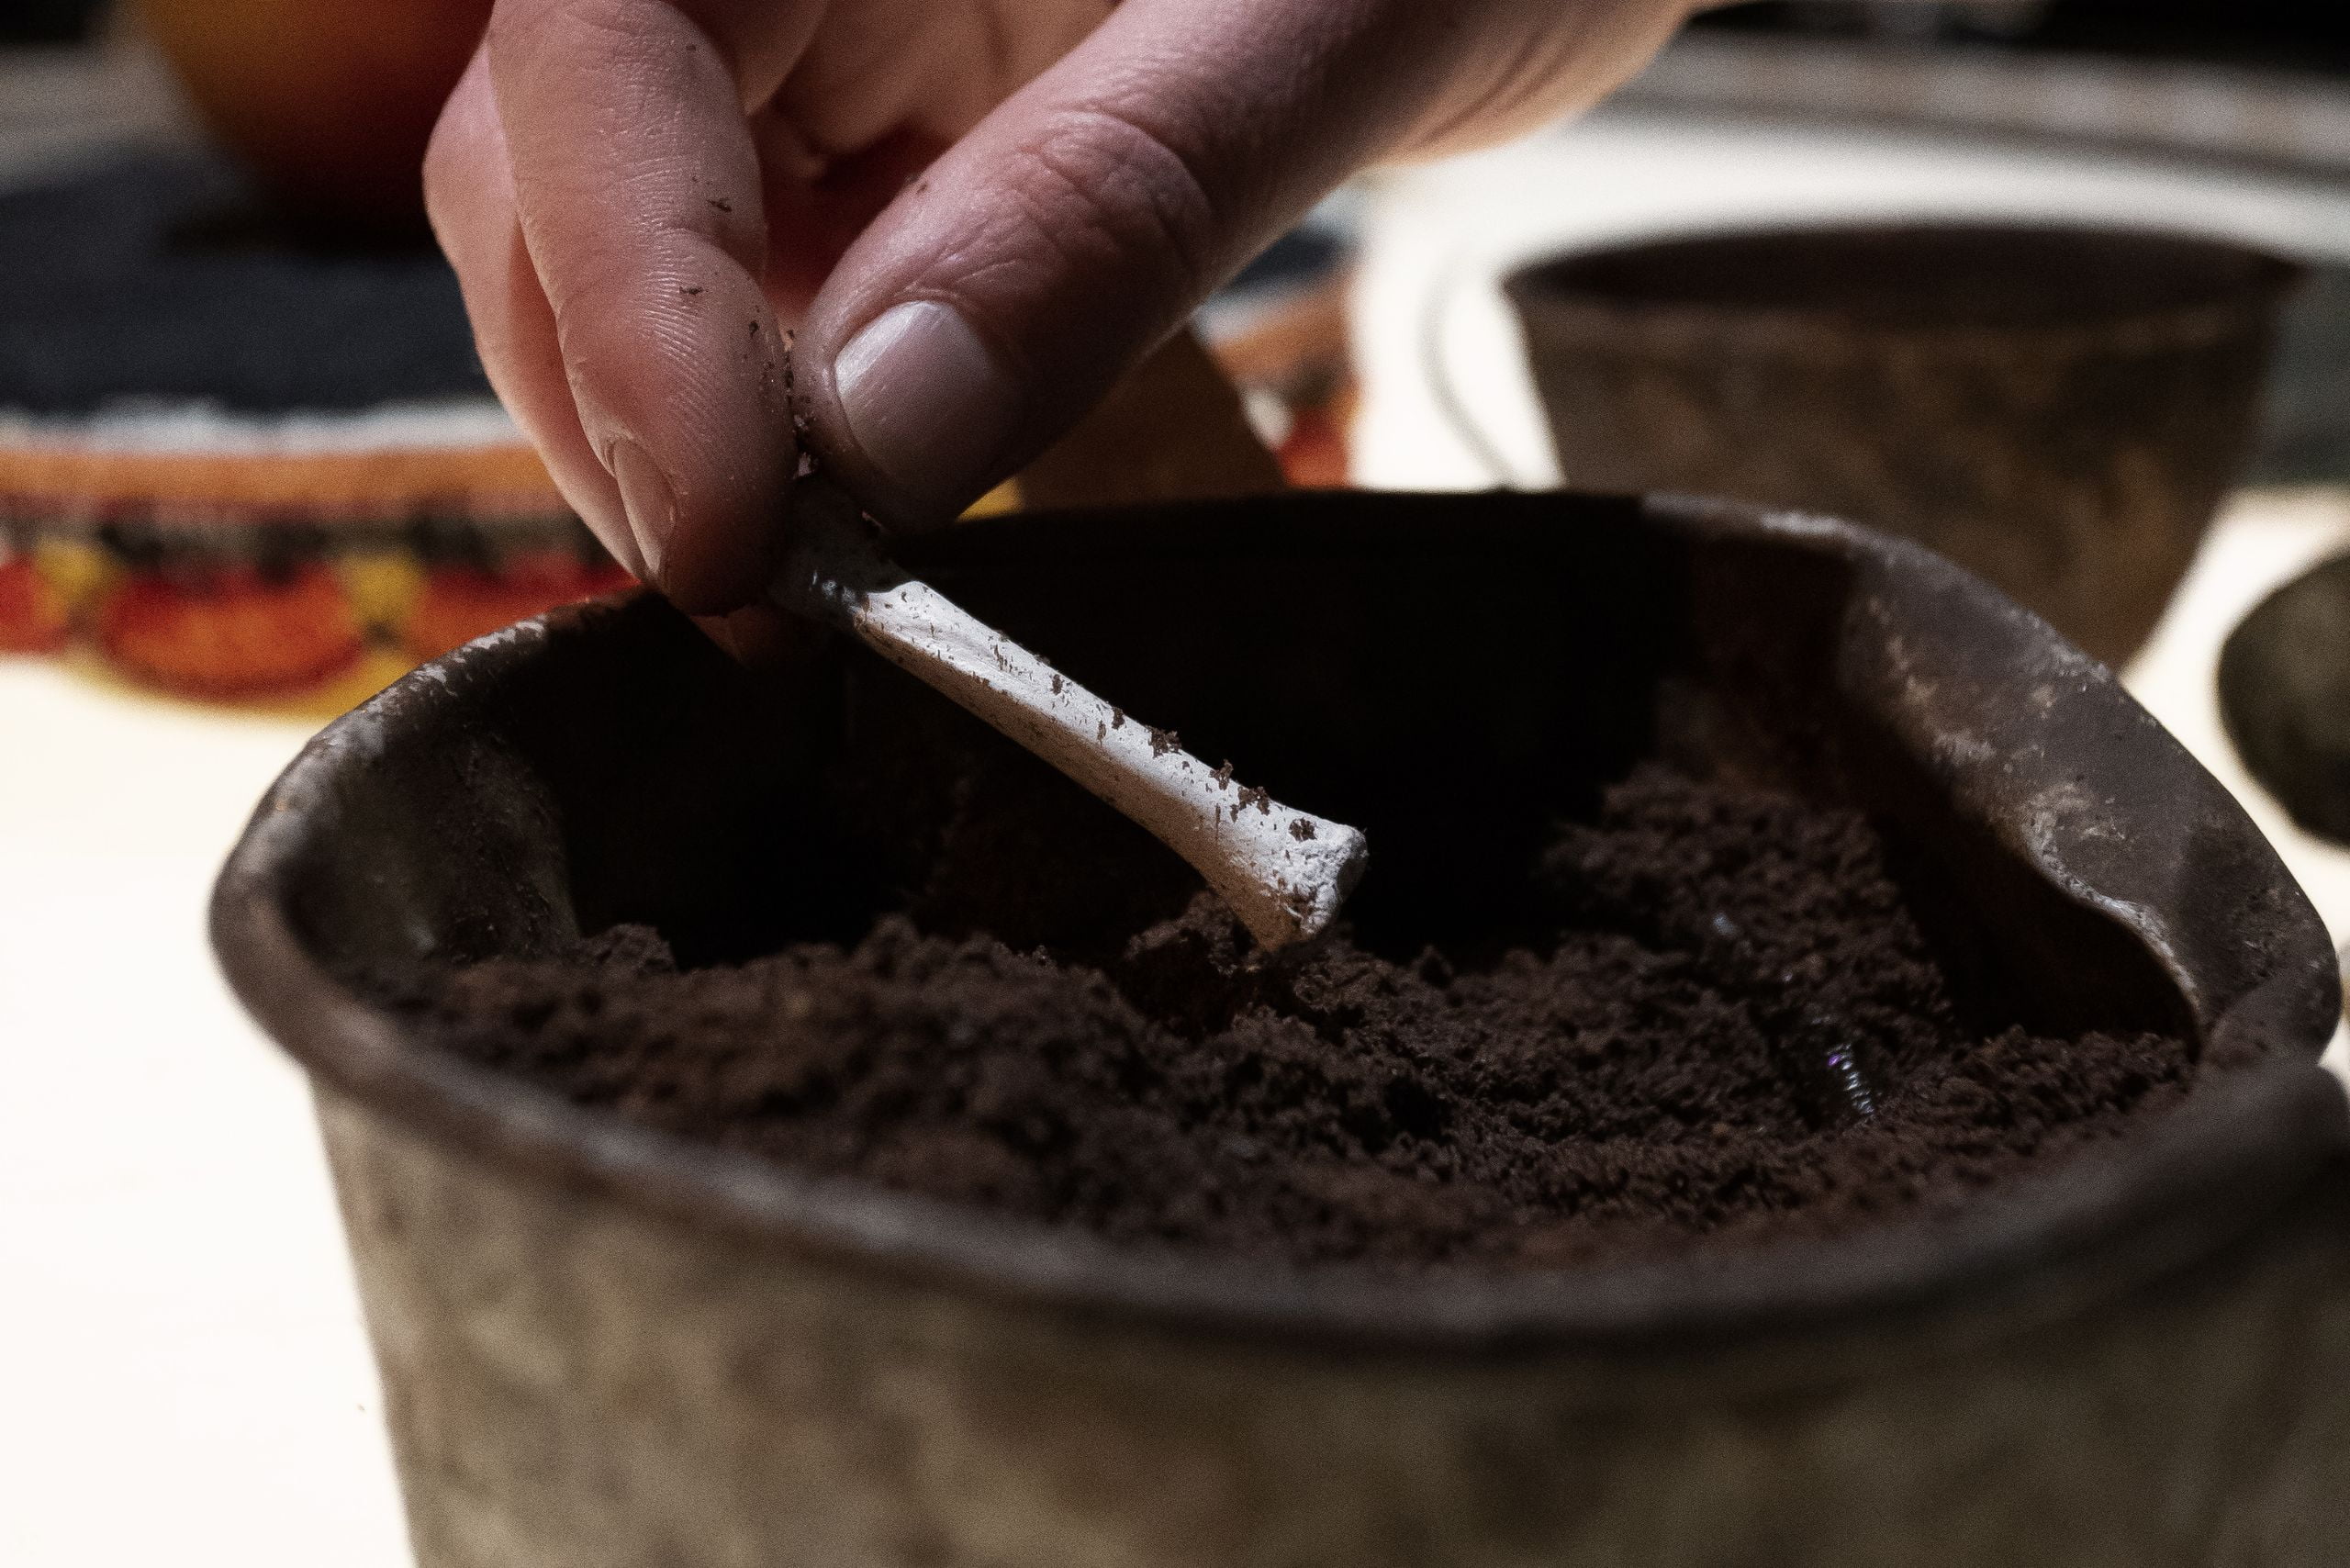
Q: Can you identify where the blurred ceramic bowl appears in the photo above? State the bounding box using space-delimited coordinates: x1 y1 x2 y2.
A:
138 0 491 233
1506 222 2300 666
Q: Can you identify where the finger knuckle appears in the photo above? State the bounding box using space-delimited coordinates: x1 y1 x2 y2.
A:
1007 104 1222 306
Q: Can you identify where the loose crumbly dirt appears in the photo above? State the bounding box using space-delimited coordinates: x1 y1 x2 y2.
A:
378 767 2190 1270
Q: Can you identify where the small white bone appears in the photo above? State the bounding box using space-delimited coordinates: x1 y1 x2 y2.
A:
770 476 1368 949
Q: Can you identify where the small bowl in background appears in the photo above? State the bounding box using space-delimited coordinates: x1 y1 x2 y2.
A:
1505 222 2301 666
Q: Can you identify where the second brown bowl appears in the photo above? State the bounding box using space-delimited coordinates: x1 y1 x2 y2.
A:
1505 221 2300 666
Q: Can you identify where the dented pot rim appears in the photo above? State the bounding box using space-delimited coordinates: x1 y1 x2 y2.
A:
209 490 2346 1356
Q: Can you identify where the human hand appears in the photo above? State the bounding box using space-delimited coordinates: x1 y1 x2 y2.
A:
424 0 1699 618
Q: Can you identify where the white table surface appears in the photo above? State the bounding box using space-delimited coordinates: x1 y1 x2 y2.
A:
0 676 408 1567
6 101 2350 1568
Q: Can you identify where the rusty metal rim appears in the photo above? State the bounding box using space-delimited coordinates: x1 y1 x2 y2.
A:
210 493 2347 1357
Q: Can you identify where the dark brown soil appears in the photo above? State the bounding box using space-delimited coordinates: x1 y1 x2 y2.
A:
380 767 2192 1270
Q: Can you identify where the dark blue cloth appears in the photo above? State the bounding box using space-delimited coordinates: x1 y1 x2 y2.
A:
0 151 491 415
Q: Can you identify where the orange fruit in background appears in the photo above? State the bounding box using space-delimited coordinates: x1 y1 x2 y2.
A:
96 565 366 700
137 0 493 233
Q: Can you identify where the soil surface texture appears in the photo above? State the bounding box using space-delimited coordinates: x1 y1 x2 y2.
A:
382 767 2190 1270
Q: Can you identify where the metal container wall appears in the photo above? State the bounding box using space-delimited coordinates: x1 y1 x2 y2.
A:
215 491 2347 1566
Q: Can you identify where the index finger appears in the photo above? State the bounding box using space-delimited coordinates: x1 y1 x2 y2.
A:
486 0 802 611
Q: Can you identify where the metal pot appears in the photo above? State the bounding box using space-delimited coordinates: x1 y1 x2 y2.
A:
213 491 2344 1567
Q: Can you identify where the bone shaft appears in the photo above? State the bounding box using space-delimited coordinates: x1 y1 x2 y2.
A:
770 476 1363 947
829 580 1351 946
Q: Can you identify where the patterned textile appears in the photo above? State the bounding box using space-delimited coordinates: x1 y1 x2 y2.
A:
0 151 1355 707
0 152 623 705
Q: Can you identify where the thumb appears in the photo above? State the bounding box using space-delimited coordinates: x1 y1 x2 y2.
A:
793 0 1570 528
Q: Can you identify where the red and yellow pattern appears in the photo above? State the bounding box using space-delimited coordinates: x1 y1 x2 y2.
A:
0 293 1352 713
0 416 626 710
0 546 73 655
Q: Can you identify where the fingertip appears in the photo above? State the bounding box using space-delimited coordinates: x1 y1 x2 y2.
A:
605 436 679 581
643 472 798 616
418 39 646 582
484 0 796 612
577 296 799 614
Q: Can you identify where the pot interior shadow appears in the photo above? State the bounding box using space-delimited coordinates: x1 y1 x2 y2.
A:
280 492 2244 1054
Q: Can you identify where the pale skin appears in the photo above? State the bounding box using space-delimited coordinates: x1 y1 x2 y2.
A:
423 0 1706 652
